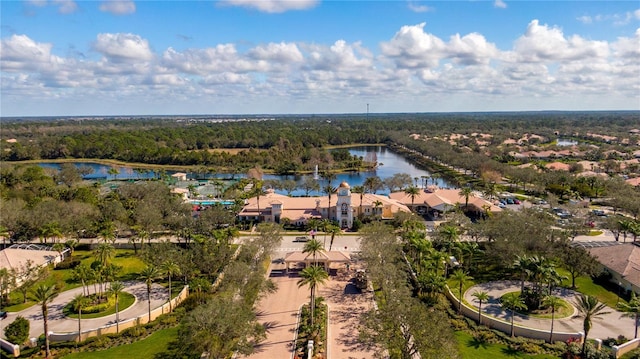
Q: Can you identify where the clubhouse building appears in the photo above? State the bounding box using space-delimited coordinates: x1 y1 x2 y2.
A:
238 181 501 229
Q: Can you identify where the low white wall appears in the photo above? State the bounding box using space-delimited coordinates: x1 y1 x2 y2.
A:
49 285 189 343
613 338 640 358
445 286 584 343
0 338 20 357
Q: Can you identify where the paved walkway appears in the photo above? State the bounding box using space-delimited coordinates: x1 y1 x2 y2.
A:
245 267 376 359
464 280 636 340
1 281 168 340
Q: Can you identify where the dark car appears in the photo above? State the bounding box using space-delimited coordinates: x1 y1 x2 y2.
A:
0 311 7 319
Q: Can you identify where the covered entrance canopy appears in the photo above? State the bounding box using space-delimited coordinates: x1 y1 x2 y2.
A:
284 250 351 271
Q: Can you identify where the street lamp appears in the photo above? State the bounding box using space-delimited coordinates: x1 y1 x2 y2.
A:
617 281 622 304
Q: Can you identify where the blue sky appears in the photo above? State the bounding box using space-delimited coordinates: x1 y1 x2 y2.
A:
1 0 639 116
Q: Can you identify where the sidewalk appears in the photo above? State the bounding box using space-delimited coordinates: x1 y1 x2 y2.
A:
463 280 636 341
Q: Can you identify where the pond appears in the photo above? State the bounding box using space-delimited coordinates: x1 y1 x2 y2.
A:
37 146 452 196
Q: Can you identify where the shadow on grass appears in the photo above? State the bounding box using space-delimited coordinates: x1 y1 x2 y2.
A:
500 346 524 357
468 338 489 350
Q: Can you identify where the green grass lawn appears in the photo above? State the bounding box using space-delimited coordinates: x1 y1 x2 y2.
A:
61 326 178 359
62 292 136 319
456 331 559 359
5 249 147 312
556 268 626 308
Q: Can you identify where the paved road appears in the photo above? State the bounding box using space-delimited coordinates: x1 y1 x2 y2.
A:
245 263 376 359
1 281 168 340
464 280 636 341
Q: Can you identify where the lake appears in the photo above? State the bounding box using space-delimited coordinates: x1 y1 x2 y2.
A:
38 146 452 196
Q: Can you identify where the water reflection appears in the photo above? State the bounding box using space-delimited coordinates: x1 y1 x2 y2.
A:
38 146 452 195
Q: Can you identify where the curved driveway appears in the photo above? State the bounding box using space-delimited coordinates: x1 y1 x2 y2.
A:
464 280 636 340
1 281 168 340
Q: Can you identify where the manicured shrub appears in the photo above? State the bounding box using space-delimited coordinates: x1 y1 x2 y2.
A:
4 316 30 344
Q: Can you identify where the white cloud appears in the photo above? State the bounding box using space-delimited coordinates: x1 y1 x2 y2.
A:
0 34 55 70
380 23 446 69
577 16 592 24
447 33 499 65
220 0 318 13
513 20 609 62
407 1 433 13
93 33 154 63
99 0 136 15
494 0 507 9
52 0 77 14
248 42 304 63
611 28 640 59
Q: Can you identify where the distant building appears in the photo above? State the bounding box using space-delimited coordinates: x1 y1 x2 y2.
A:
589 243 639 295
389 187 501 217
171 172 187 181
0 244 68 286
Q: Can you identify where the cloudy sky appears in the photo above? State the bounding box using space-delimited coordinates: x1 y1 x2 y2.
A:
1 0 639 117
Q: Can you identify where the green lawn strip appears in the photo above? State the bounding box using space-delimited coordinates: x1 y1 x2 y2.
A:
62 292 136 319
588 230 603 236
446 279 478 307
556 268 626 308
455 331 559 359
60 326 179 359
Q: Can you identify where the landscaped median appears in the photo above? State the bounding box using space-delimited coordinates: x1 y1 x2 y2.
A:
445 285 583 343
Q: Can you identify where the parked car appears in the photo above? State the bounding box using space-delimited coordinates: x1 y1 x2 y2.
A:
514 199 521 205
506 198 515 205
293 236 310 242
0 311 7 319
592 209 607 217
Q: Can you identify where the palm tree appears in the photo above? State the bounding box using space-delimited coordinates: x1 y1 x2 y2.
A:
512 254 533 292
404 186 421 211
253 180 264 223
93 242 115 267
326 224 341 251
70 294 89 343
31 284 59 358
323 185 337 220
303 239 324 266
575 294 611 355
451 269 473 313
139 265 159 322
619 292 640 339
472 290 490 325
351 185 365 217
501 292 527 337
297 265 329 327
458 186 473 210
160 260 181 311
108 281 126 333
543 295 563 343
373 200 383 217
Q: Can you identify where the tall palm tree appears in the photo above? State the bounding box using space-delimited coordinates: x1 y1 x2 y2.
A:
512 254 533 292
373 200 383 217
70 294 89 343
108 281 126 333
93 242 115 267
297 265 329 327
253 180 264 223
160 260 181 311
323 185 337 220
619 292 640 339
543 295 563 343
458 186 473 210
404 186 421 211
575 294 611 355
303 239 324 266
31 284 59 358
351 185 365 217
501 292 527 337
472 290 490 325
326 224 341 251
451 269 473 313
139 265 159 322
